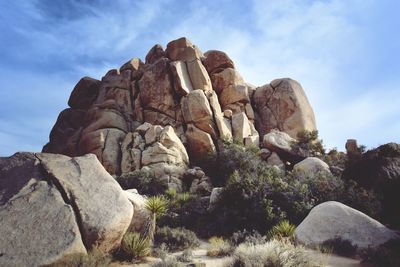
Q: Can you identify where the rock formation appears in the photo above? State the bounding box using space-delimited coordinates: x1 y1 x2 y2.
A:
295 201 398 249
0 152 133 266
43 37 317 179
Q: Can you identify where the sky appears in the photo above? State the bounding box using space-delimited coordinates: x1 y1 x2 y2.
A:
0 0 399 156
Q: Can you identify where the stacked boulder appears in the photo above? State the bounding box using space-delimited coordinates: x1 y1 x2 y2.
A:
43 37 317 177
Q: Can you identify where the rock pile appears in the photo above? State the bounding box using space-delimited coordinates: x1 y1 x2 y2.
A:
43 37 317 180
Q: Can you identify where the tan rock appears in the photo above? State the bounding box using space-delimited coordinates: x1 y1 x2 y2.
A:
293 157 331 176
220 84 249 108
170 60 193 96
82 107 128 134
37 153 133 253
145 44 165 64
101 69 130 90
262 129 296 154
144 125 163 145
210 68 244 94
205 90 232 141
136 122 152 135
245 103 255 120
223 109 233 118
142 142 181 166
203 50 235 74
68 77 100 109
166 37 203 61
254 78 317 138
124 190 149 233
139 58 176 119
267 152 285 170
0 153 87 267
186 124 216 160
181 90 217 138
159 125 189 164
120 57 144 80
187 58 213 91
231 112 251 141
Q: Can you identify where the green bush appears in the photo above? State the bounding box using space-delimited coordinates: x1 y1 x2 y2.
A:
116 169 168 195
206 237 233 257
267 220 296 241
292 130 325 156
320 237 357 257
45 248 111 267
176 249 194 263
121 232 151 261
155 226 200 251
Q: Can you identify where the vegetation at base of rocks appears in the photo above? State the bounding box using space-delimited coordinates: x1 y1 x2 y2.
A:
151 256 183 267
206 237 234 257
116 169 167 195
226 239 322 267
120 232 151 261
292 130 325 157
267 220 296 241
230 229 268 246
360 238 400 267
320 237 357 257
176 249 194 262
145 196 169 244
154 226 200 251
45 248 111 267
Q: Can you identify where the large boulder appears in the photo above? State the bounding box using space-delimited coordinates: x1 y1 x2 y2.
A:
0 152 133 266
293 157 331 176
295 201 398 249
262 129 304 163
68 77 101 109
253 78 317 138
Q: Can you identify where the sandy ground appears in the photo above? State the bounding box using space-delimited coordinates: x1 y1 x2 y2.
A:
111 240 375 267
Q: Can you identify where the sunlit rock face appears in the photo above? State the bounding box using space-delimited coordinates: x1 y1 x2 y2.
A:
43 37 316 176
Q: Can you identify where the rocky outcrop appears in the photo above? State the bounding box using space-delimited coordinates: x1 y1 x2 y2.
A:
43 37 317 177
295 201 398 249
0 152 133 266
253 78 316 139
293 157 331 176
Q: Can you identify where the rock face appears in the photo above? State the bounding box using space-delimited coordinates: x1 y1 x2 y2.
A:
43 37 317 177
293 157 331 176
295 201 398 249
0 152 133 266
253 78 317 139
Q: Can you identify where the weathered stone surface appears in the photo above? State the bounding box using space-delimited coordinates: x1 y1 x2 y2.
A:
37 153 133 253
142 142 181 166
145 44 165 64
266 152 285 170
220 84 249 108
145 125 163 145
186 124 216 160
296 201 398 249
187 58 213 91
68 77 101 109
79 128 126 175
262 129 296 153
205 90 232 140
210 68 244 94
254 78 317 138
209 187 223 208
293 157 331 176
345 139 359 155
0 153 87 267
203 50 235 74
181 90 216 137
231 112 251 141
139 58 176 119
124 189 149 233
166 37 202 61
170 60 193 96
159 125 189 164
42 108 86 156
120 57 144 80
82 107 128 134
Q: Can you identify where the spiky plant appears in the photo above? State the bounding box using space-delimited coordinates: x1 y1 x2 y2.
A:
144 195 169 244
267 220 296 241
121 232 151 262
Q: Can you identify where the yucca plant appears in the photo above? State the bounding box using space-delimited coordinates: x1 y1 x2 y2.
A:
121 232 151 261
267 220 296 241
144 195 169 244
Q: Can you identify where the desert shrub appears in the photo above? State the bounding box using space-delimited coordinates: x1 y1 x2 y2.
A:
227 239 321 267
322 148 347 170
155 226 200 251
45 248 111 267
116 169 167 195
267 220 296 241
361 238 400 267
176 249 193 262
145 196 169 244
292 130 325 157
121 232 151 261
230 229 267 246
320 237 357 257
207 237 233 257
